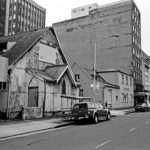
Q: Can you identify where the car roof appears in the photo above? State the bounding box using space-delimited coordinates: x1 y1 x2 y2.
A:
74 101 101 105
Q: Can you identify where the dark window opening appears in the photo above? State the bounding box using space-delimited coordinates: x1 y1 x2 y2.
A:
0 43 7 54
62 80 66 95
0 82 7 90
75 74 80 82
79 89 83 97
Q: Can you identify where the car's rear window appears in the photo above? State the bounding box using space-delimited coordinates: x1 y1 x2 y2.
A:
73 103 88 109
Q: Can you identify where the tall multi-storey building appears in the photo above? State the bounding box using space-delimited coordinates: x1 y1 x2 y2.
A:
141 50 150 92
53 0 142 92
0 0 46 36
0 0 7 37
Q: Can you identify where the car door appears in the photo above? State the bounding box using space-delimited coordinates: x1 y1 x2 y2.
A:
95 103 101 117
98 103 107 117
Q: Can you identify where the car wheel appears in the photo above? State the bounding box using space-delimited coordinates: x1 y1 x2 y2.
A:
106 113 111 120
93 114 98 124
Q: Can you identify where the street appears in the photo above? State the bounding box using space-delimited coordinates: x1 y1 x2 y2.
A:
1 112 150 150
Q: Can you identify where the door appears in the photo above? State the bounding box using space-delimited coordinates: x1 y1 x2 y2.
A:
28 87 38 107
107 89 112 109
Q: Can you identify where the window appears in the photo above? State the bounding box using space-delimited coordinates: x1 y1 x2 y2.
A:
132 48 135 55
130 94 133 103
126 93 128 103
79 89 83 97
122 75 124 84
126 76 128 85
9 16 12 20
13 23 16 28
122 93 125 103
116 96 118 102
0 82 7 90
62 80 66 95
133 26 134 32
14 5 16 11
130 78 132 86
13 14 16 19
75 74 80 82
133 37 135 43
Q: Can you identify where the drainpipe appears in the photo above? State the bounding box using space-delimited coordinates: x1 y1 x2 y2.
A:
6 76 10 119
102 84 106 107
43 80 46 118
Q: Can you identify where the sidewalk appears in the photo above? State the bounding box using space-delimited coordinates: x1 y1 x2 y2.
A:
110 108 135 117
0 118 73 139
0 108 135 139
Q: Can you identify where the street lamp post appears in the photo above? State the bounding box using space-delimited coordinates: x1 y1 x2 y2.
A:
93 34 119 103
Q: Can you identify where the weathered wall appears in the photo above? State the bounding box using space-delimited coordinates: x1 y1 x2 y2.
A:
53 2 133 75
103 71 134 109
72 63 105 103
7 38 66 119
118 72 134 108
45 72 76 112
104 87 119 109
22 107 43 120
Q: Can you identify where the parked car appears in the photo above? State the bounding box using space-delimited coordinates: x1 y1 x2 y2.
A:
71 102 111 123
135 102 150 112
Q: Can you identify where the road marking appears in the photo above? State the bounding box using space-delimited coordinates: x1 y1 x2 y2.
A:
95 140 111 149
145 121 150 125
129 128 136 132
0 126 71 141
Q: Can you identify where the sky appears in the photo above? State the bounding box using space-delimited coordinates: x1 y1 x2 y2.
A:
35 0 150 56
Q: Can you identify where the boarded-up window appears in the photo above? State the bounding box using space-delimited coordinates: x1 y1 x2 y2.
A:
28 87 38 107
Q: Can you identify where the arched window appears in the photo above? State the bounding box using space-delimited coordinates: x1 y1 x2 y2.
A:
62 80 66 94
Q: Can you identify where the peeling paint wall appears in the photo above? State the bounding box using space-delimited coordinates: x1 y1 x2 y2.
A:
22 107 43 120
7 39 64 119
7 36 78 119
102 71 134 109
45 73 77 112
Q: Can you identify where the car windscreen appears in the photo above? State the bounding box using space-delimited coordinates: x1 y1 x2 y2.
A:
73 103 88 109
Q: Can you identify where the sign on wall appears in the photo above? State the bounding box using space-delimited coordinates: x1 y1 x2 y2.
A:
39 43 59 64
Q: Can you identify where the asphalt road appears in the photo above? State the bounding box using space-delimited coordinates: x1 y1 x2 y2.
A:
1 112 150 150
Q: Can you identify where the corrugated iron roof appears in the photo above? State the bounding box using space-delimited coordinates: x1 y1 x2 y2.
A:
1 28 58 65
44 64 68 82
26 68 53 82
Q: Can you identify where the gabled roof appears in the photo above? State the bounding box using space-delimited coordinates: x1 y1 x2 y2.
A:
0 27 77 86
26 68 53 82
72 62 105 83
72 63 119 89
44 64 76 85
1 28 58 65
26 65 76 86
44 64 68 82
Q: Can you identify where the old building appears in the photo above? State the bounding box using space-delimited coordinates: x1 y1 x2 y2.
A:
141 50 150 92
0 0 46 37
72 63 134 109
0 28 79 119
53 0 142 92
99 69 134 109
134 50 150 105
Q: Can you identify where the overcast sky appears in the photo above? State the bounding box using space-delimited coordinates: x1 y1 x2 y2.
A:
35 0 150 56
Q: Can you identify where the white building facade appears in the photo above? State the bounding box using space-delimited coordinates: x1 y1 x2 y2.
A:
100 70 134 109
